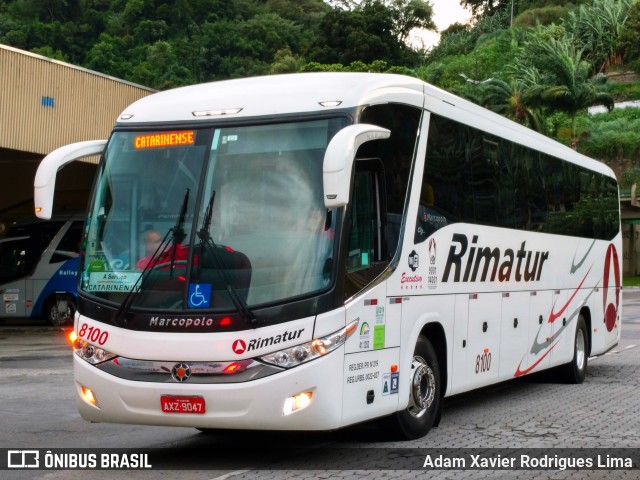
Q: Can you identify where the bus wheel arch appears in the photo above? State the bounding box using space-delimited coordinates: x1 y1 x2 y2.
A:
419 322 447 427
43 294 76 326
381 322 446 439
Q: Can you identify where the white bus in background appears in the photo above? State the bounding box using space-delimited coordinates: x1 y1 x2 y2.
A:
34 73 621 439
0 213 84 325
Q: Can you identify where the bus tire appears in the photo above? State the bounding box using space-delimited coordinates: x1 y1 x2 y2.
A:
382 335 441 440
44 296 75 327
561 315 588 384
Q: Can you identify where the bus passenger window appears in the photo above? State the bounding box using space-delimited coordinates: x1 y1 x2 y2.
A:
50 222 84 264
414 182 449 243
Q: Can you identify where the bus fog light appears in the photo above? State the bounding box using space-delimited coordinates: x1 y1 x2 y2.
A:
283 391 313 415
80 384 98 407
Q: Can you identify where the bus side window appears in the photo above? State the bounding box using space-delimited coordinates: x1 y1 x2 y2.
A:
414 182 450 244
50 221 83 264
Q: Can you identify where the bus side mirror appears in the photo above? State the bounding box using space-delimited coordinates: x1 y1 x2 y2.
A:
323 124 390 209
34 140 107 220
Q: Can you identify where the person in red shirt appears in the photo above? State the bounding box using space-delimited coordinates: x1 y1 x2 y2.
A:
136 230 163 270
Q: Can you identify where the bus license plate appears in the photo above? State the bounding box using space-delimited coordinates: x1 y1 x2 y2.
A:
161 395 206 414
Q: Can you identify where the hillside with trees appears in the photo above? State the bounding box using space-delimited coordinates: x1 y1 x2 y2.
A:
1 0 640 174
0 0 435 88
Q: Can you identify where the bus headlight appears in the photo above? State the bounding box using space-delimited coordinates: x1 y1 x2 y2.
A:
73 340 117 365
259 319 358 369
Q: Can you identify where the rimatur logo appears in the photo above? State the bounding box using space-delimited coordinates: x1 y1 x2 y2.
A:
232 339 247 354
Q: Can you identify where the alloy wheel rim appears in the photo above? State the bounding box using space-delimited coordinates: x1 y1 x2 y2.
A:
408 355 435 418
576 329 586 371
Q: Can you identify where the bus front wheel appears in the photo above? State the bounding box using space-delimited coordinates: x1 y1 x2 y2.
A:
383 335 441 439
43 296 75 327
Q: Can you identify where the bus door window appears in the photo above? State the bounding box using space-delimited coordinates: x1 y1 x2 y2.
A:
343 103 421 299
345 159 386 297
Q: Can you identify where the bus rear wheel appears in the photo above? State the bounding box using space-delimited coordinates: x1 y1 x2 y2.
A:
561 315 588 384
44 296 75 327
382 335 441 440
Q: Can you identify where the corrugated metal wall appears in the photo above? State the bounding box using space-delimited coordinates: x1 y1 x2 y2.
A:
0 44 155 157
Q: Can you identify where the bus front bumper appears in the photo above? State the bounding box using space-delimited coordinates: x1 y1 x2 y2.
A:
73 349 345 431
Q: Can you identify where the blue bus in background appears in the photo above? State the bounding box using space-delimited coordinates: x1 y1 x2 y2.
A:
0 212 84 325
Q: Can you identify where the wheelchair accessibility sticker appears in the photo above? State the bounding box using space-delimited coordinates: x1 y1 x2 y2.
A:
188 283 212 308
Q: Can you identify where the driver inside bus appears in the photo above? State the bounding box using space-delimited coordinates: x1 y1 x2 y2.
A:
136 229 190 270
136 230 163 270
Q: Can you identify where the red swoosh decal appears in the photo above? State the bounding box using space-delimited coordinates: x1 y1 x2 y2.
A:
603 244 620 309
548 267 591 324
514 341 559 377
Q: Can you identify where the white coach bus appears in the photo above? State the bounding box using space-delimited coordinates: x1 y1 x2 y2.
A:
34 73 621 439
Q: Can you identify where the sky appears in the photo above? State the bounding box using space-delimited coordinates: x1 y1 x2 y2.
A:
410 0 473 49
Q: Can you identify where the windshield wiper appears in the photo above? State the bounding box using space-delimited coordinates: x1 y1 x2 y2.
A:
197 192 259 327
115 189 189 326
168 189 189 278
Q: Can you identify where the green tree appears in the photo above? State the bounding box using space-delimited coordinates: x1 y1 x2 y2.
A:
420 28 517 93
269 48 304 74
31 44 68 60
461 0 509 17
514 32 614 146
310 1 396 65
84 33 132 79
513 5 574 28
618 1 640 71
481 76 544 132
390 0 436 44
309 0 433 66
566 0 635 73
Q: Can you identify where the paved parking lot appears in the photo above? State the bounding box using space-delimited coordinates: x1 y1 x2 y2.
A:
1 290 639 479
210 290 640 479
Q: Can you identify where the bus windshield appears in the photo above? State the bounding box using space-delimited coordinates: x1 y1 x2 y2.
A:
81 118 347 312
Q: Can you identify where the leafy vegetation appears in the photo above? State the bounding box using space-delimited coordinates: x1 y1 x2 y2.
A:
0 0 435 89
1 0 640 167
579 107 640 164
623 276 640 287
619 0 640 72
